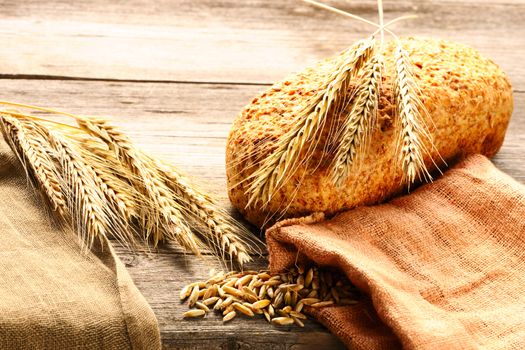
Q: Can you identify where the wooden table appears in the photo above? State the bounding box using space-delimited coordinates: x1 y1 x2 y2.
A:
2 1 524 348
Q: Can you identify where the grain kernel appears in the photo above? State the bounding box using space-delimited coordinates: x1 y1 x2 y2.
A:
233 302 254 317
183 309 205 318
271 317 294 326
252 299 271 309
223 310 237 322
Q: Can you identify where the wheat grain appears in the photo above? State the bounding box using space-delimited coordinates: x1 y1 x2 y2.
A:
188 285 200 307
202 297 220 306
223 310 237 322
232 302 254 317
252 299 271 309
311 300 334 308
183 309 206 318
180 285 192 301
330 54 383 187
290 310 307 319
195 301 210 312
393 44 434 185
213 299 223 310
271 317 294 326
245 38 376 208
180 265 359 327
223 285 244 298
291 315 305 327
222 305 234 316
202 285 217 299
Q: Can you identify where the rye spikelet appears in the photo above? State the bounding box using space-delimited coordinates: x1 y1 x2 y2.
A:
77 117 201 253
330 54 383 187
0 115 66 216
246 38 376 207
393 44 433 185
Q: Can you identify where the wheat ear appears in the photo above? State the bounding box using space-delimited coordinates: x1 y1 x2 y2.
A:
73 136 140 221
155 160 255 266
39 126 111 247
331 54 383 187
77 118 202 253
246 38 375 208
1 113 137 246
0 115 66 215
394 45 432 185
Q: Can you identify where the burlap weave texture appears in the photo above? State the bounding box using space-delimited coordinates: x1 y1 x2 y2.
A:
0 142 161 349
267 155 525 349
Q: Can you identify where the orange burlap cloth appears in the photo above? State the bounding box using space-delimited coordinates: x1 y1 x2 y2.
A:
266 155 525 350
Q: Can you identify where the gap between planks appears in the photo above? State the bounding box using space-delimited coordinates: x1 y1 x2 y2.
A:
0 74 271 87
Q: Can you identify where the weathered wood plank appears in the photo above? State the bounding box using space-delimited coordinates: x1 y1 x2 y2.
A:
1 79 523 187
1 0 524 89
115 244 345 350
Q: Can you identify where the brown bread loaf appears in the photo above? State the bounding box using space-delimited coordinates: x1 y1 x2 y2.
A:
226 37 513 228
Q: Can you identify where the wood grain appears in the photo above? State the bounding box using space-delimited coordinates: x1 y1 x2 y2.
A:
1 0 524 89
115 244 346 350
1 79 523 187
1 0 524 348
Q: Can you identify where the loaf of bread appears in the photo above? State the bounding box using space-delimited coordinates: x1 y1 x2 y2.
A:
226 37 513 228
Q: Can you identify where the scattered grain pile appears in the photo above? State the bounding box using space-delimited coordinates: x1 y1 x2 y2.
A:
180 265 359 327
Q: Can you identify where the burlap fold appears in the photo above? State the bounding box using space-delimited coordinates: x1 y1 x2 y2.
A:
267 155 525 350
0 143 161 349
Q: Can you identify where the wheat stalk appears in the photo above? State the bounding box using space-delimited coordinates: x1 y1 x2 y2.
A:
0 115 66 216
1 113 136 247
0 103 261 266
77 117 202 253
330 54 383 187
394 44 433 185
246 38 376 208
37 125 111 247
78 117 262 264
74 136 140 221
154 160 255 265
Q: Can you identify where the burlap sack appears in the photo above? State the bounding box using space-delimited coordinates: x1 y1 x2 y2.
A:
267 155 525 350
0 143 161 349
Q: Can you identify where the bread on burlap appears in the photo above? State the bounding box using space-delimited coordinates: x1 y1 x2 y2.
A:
226 37 513 228
266 155 525 350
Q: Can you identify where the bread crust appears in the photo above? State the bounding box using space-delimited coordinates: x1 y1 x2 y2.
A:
226 37 513 228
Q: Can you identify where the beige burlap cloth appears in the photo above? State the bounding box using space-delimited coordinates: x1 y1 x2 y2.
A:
0 144 161 349
267 155 525 350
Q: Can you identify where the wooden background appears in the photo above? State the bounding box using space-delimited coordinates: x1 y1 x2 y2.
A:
1 0 524 348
